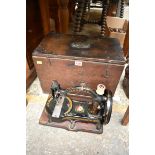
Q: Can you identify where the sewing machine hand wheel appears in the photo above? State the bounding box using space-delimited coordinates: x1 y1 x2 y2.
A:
103 90 113 125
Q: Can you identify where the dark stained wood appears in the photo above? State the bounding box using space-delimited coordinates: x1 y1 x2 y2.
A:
49 0 70 33
49 0 61 32
39 0 51 35
26 0 44 88
107 0 118 16
33 33 125 64
32 33 125 95
68 0 75 22
74 0 84 33
26 0 44 69
121 106 129 125
120 0 125 18
101 0 109 36
57 0 69 33
73 0 110 36
33 57 124 95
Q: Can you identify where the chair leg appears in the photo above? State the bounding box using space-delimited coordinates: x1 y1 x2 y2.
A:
121 106 129 125
101 0 108 36
80 0 90 32
74 0 85 33
120 0 125 18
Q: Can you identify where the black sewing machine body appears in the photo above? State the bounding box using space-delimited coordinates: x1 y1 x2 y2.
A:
44 81 113 133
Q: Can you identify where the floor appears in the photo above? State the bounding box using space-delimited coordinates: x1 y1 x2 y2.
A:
26 101 128 155
26 4 129 155
26 74 129 155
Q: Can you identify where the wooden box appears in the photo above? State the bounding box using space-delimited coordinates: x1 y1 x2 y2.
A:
106 16 128 48
32 33 125 95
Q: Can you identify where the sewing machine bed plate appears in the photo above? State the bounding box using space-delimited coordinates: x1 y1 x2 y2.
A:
39 107 103 134
39 95 103 134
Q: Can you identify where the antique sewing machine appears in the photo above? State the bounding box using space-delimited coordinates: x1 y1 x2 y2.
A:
39 80 113 134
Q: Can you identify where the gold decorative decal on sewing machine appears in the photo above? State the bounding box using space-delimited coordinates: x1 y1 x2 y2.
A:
44 80 113 133
64 97 72 115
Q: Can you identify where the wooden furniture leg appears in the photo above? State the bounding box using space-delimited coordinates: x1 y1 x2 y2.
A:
74 0 85 33
68 0 76 22
49 0 61 32
39 0 51 35
57 0 69 33
80 0 90 32
123 23 129 57
101 0 109 36
107 0 119 16
121 106 129 125
120 0 125 18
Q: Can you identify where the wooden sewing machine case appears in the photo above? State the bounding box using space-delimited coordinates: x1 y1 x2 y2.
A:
32 32 125 95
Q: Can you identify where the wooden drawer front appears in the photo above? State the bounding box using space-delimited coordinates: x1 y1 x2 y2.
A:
33 57 124 95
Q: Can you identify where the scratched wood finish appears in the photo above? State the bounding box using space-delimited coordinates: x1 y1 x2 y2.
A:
33 33 125 95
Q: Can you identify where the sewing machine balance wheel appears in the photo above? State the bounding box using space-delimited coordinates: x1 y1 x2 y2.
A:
103 90 113 125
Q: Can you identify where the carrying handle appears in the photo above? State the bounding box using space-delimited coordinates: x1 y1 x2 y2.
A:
70 41 91 49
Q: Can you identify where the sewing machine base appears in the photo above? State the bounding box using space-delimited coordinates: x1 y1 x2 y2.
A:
39 107 103 134
39 80 113 134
